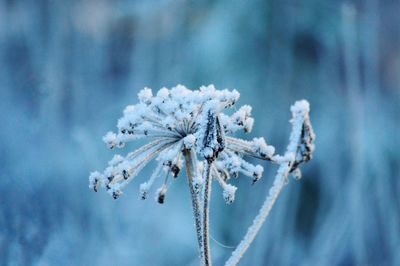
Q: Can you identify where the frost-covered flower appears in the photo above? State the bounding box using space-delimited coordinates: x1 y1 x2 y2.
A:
89 84 315 266
89 85 281 203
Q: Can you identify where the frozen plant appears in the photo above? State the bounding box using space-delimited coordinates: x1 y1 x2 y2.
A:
89 84 315 266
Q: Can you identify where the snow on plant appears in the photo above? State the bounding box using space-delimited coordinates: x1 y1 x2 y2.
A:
89 84 315 266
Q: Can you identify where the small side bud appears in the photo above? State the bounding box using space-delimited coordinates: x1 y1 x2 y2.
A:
89 171 102 192
223 184 237 204
157 193 165 204
171 164 180 178
122 169 129 180
156 185 167 204
112 191 121 199
103 132 117 149
252 165 264 184
108 187 122 199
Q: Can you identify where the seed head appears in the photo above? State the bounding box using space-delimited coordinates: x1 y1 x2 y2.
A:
89 85 289 203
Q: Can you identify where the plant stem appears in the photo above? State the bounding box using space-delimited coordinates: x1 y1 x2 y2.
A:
224 161 291 266
202 160 213 266
183 148 205 265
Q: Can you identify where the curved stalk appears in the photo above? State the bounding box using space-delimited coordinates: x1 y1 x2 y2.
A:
224 161 291 266
225 100 313 266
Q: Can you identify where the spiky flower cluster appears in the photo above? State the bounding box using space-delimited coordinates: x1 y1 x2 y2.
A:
89 85 315 266
89 85 276 204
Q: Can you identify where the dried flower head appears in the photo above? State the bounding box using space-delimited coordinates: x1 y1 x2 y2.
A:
89 84 279 203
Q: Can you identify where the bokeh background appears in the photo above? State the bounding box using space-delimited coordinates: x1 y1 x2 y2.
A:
0 1 399 265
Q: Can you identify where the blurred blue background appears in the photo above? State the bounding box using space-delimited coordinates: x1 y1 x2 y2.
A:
0 1 399 265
